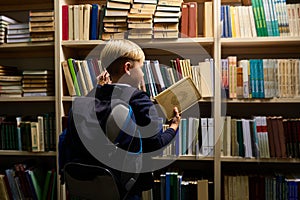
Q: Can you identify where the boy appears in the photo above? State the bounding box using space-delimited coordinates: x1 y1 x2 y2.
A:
66 39 180 199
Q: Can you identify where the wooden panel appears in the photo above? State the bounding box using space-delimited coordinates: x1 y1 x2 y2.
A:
0 0 53 11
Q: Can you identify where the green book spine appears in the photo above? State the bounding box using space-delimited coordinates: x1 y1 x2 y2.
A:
28 170 42 200
257 0 268 36
50 171 57 200
42 170 52 200
67 58 81 96
251 0 262 36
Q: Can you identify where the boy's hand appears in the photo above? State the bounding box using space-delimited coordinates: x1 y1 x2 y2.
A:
169 107 181 131
97 71 111 85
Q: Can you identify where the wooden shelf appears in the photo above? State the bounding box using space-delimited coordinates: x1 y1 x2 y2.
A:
224 98 300 103
221 37 300 47
0 42 54 49
153 155 215 161
221 37 300 57
61 38 214 48
0 150 56 156
0 0 53 11
221 157 300 163
0 42 54 58
62 96 213 103
0 96 55 102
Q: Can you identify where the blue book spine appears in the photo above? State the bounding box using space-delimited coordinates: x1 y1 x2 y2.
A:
249 60 256 98
223 5 228 38
86 59 97 86
258 59 265 98
226 5 232 37
90 4 99 40
165 172 171 200
221 5 225 38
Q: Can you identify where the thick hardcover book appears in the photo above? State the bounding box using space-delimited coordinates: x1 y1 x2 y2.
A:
154 76 201 120
67 58 81 96
188 2 198 37
61 61 76 96
204 1 213 37
90 4 100 40
180 3 189 37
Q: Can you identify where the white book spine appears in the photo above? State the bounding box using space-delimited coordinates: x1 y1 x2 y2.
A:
248 6 257 37
73 5 79 40
38 116 45 152
201 118 209 156
79 4 84 40
83 4 91 40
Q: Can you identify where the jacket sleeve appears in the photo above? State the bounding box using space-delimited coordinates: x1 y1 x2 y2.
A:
129 90 177 153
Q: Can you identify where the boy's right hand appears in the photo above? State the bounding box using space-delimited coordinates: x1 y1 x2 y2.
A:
169 107 181 131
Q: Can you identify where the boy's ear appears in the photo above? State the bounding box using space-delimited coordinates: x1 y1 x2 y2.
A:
124 61 131 75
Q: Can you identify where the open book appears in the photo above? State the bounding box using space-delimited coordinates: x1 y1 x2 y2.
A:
154 76 201 120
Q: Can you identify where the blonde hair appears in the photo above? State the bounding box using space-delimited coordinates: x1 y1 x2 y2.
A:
100 39 145 70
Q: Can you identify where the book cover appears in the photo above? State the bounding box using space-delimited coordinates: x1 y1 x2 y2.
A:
90 4 100 40
62 5 69 40
204 1 213 37
154 76 201 120
188 2 198 37
67 58 81 96
180 3 189 38
197 179 208 200
61 60 76 96
198 61 213 98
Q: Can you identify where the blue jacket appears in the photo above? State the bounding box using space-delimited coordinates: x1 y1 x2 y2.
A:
66 84 177 195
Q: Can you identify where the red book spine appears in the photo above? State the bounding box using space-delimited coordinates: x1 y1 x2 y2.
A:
188 2 198 37
180 2 189 38
62 5 69 40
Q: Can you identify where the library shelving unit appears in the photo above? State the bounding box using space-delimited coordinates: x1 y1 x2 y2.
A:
0 0 58 198
56 0 220 199
219 36 300 198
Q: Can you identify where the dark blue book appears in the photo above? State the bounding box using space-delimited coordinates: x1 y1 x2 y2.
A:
90 4 100 40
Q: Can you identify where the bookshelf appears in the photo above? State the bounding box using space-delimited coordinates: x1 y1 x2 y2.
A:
55 0 300 199
0 0 58 199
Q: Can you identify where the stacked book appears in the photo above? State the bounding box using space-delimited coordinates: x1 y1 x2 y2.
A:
22 70 54 96
0 66 22 97
0 15 19 44
7 23 30 43
153 0 182 39
127 3 156 39
101 0 131 40
29 10 55 42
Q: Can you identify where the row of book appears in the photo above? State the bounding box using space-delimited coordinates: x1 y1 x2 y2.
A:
221 0 300 37
62 56 300 101
0 164 56 200
62 0 213 40
162 117 215 158
0 10 54 44
221 57 300 99
61 58 104 97
224 175 300 200
151 172 210 200
222 116 300 159
0 66 54 97
61 57 214 100
0 113 56 152
142 58 214 99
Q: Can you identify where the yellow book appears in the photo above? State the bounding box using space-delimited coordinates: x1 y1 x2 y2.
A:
154 76 201 120
230 6 237 37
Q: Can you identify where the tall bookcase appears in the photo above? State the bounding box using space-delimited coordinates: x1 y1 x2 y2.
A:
54 0 300 199
0 0 58 198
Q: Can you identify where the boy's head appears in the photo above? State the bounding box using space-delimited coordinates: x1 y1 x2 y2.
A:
100 40 145 85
